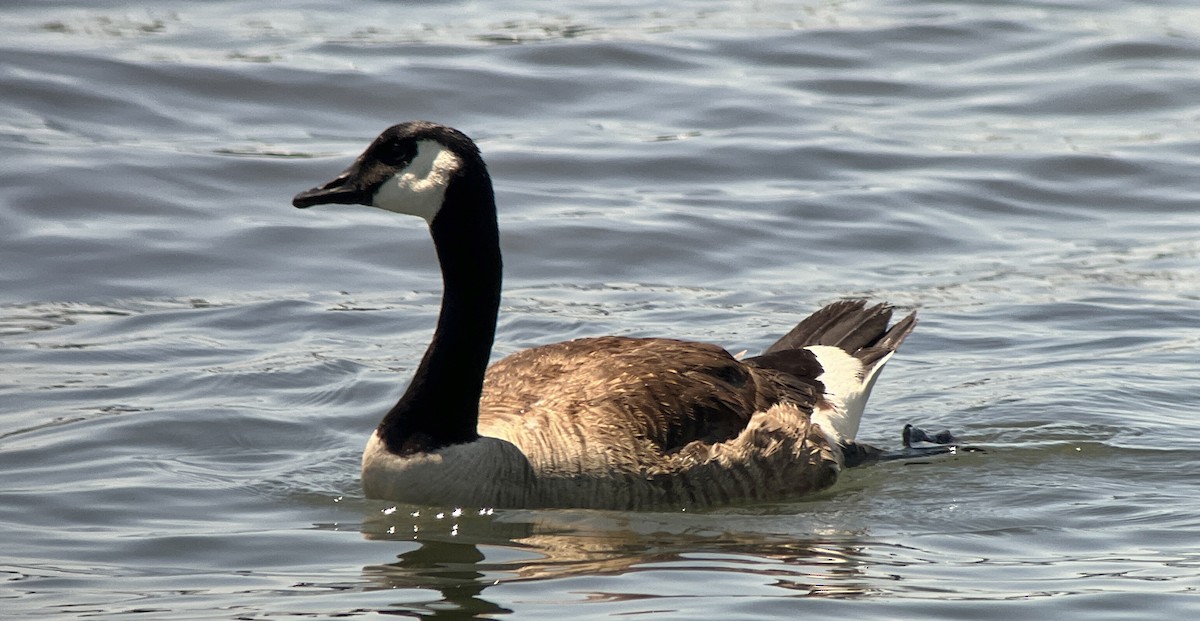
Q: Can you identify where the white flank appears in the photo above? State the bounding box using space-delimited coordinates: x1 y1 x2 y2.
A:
805 345 894 444
372 139 462 223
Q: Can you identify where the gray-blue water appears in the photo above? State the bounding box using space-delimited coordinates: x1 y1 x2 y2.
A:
3 1 1199 618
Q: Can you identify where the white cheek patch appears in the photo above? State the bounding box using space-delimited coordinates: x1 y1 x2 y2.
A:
372 140 462 223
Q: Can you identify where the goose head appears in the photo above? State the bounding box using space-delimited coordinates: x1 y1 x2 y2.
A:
292 121 489 225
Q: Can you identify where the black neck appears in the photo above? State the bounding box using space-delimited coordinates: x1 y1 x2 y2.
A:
376 173 502 455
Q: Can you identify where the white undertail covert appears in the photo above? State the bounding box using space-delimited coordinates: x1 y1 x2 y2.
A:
807 345 894 445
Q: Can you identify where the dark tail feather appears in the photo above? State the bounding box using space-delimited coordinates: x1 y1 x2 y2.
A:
857 310 918 368
747 300 917 381
764 300 917 361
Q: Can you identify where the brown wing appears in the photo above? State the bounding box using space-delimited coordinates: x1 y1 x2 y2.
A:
478 336 818 469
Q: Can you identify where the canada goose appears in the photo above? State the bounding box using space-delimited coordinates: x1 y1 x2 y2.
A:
294 121 918 510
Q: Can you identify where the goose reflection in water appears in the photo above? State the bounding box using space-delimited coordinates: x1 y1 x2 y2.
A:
356 507 881 616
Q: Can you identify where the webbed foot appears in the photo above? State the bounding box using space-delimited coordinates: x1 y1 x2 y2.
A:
902 423 958 448
876 424 984 462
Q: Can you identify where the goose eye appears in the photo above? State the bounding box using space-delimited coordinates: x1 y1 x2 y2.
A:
379 139 417 167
